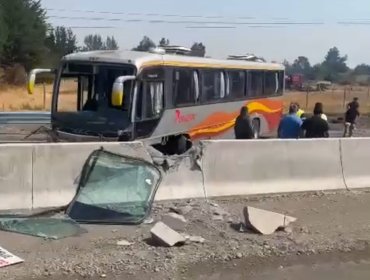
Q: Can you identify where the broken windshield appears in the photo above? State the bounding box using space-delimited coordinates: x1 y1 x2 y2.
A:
66 149 162 225
55 63 135 113
0 216 86 240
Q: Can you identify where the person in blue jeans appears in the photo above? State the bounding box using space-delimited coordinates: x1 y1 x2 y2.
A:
278 103 303 139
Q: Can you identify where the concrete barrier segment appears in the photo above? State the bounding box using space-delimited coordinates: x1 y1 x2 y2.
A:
340 138 370 190
201 139 346 198
0 145 33 211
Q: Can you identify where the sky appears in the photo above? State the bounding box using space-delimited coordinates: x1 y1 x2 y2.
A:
41 0 370 67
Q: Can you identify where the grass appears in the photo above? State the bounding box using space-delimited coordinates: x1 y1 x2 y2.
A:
0 84 369 114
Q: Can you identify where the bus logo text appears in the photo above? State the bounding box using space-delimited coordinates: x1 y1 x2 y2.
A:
175 110 195 124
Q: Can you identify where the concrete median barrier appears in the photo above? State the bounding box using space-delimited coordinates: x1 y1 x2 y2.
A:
340 138 370 190
155 157 205 201
32 142 151 209
0 145 33 211
201 139 346 198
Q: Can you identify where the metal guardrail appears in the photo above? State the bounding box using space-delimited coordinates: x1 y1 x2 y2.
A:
0 112 51 125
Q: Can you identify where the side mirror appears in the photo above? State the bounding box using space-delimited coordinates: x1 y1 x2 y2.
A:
27 69 54 95
111 76 136 106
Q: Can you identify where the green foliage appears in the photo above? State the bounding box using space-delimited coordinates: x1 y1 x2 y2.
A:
354 64 370 75
105 36 119 50
0 2 8 54
0 0 48 70
286 47 350 82
133 36 156 52
159 38 170 47
82 34 119 51
190 42 206 57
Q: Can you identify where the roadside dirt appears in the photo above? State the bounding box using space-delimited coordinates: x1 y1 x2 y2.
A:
2 189 370 280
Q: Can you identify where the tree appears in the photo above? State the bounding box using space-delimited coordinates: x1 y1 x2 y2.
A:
83 34 105 51
354 64 370 75
46 26 77 57
82 34 119 51
133 36 156 52
105 36 119 50
159 38 170 47
190 42 206 57
290 56 314 80
0 2 8 56
322 47 348 78
0 0 48 70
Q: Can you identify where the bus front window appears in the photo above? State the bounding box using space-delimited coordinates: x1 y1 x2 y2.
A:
55 63 135 114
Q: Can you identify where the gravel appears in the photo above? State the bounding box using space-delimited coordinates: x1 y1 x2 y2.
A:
1 189 370 280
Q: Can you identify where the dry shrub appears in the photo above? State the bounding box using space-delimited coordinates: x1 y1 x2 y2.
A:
2 64 27 85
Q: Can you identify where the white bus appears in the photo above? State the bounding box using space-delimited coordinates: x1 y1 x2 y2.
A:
28 49 285 153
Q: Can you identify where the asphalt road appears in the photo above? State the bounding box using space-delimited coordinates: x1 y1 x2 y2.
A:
0 118 368 143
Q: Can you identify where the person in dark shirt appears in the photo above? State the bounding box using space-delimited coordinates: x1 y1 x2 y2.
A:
343 97 360 137
234 106 254 139
301 102 329 138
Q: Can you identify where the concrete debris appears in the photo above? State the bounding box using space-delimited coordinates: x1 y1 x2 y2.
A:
284 226 293 234
243 206 297 235
188 236 205 244
162 213 187 231
211 204 230 217
150 222 186 247
169 205 193 216
143 217 154 225
212 215 224 222
116 240 133 246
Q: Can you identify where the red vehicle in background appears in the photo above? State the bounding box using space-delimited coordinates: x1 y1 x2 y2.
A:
286 74 304 91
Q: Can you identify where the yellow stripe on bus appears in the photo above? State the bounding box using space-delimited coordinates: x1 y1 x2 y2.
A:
140 61 284 71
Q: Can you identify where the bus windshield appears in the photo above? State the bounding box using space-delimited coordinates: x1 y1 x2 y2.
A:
55 62 135 113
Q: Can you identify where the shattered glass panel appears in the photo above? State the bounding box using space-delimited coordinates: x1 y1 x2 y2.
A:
0 216 86 240
67 149 162 224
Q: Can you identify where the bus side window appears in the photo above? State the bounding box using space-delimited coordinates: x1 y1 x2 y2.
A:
174 69 197 106
202 70 224 102
227 71 245 99
250 71 263 97
193 71 200 102
264 71 278 96
137 81 164 120
279 71 285 95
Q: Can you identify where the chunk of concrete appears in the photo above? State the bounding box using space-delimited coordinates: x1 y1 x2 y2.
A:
150 222 186 247
169 205 193 215
243 206 297 235
162 213 187 231
116 240 133 246
189 236 205 244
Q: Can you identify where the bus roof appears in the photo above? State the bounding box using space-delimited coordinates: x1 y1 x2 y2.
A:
63 50 285 71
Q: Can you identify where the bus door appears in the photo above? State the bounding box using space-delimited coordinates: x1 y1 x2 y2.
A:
133 68 165 139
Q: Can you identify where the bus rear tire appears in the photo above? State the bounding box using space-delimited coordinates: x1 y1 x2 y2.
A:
252 119 260 139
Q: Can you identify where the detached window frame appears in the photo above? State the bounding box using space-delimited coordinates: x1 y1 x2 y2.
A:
66 149 163 225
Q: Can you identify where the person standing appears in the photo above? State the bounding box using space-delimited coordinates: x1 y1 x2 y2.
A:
234 106 254 139
302 102 329 138
295 103 306 120
343 97 360 137
278 103 303 139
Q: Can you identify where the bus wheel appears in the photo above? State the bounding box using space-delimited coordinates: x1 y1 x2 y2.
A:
252 119 260 139
176 135 190 155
